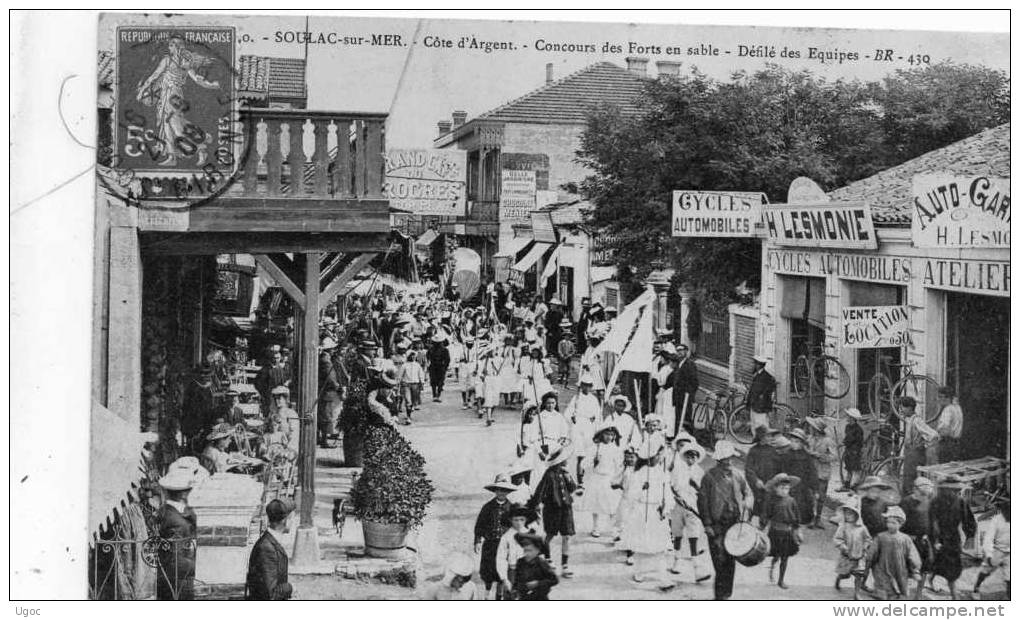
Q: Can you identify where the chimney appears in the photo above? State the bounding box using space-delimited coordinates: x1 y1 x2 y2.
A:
625 56 649 76
545 63 554 84
437 120 452 136
656 61 681 77
452 110 467 128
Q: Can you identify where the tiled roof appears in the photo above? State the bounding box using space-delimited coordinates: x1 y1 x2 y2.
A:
238 55 306 100
476 62 647 124
98 50 114 88
827 124 1010 225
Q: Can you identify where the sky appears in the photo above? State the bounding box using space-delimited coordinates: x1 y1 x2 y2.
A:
98 13 1010 149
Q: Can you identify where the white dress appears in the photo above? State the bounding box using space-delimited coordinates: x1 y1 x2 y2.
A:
578 347 607 391
480 356 503 407
620 464 674 554
496 346 521 395
654 364 676 435
459 347 479 391
579 442 624 515
518 357 554 403
565 392 601 458
668 459 705 539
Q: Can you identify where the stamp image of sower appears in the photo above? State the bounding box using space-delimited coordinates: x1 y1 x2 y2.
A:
98 26 249 210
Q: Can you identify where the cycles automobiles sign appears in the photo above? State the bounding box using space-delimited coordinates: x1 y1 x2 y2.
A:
671 190 763 237
911 174 1010 248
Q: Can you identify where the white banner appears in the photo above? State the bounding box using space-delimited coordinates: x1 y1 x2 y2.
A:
671 190 763 237
911 174 1010 248
841 305 911 348
383 149 467 216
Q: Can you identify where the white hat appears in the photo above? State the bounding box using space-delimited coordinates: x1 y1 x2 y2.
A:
545 444 575 467
578 373 595 385
159 457 209 491
844 407 863 420
660 342 677 355
678 442 706 462
752 354 768 364
636 435 666 459
712 440 740 461
549 298 563 305
445 553 475 579
610 394 632 412
320 336 338 350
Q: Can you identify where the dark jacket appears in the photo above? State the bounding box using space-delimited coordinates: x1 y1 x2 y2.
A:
245 530 293 600
426 343 451 377
670 359 699 410
746 368 777 412
155 503 197 601
697 464 750 533
512 555 558 600
779 447 817 524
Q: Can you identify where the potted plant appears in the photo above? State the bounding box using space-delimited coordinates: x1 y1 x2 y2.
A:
349 426 434 558
338 378 369 467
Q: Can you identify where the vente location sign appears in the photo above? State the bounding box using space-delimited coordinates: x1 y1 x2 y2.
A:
671 190 763 238
911 175 1010 248
841 305 911 349
763 202 878 249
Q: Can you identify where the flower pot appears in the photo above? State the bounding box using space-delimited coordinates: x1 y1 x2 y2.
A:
342 430 364 467
362 520 409 559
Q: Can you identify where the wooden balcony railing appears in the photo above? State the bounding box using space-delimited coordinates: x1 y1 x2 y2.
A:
237 109 386 199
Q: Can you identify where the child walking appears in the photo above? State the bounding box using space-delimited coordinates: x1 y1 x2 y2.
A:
867 506 922 600
556 328 575 387
973 499 1010 600
579 422 624 538
527 446 578 577
474 474 518 600
512 532 559 600
400 351 425 415
620 436 674 589
495 505 542 600
762 473 804 589
458 337 479 411
669 440 711 582
834 497 873 600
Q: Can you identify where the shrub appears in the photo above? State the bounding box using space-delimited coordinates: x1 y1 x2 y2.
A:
349 426 434 528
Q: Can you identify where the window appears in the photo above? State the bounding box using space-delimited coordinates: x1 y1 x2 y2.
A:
697 313 731 366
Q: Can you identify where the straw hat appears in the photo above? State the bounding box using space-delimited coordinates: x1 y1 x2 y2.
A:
377 368 400 387
592 421 620 442
610 394 632 412
839 496 862 521
765 472 802 492
883 506 907 522
752 354 768 365
545 444 575 467
578 373 595 385
484 473 519 494
320 336 338 350
678 442 706 462
856 475 893 491
158 457 209 491
844 407 863 420
712 440 740 461
785 428 809 444
673 431 697 447
271 385 290 397
559 318 572 328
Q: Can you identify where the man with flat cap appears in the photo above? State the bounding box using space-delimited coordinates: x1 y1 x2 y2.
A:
245 498 295 600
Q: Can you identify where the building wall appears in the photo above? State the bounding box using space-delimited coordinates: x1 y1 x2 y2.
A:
503 122 588 195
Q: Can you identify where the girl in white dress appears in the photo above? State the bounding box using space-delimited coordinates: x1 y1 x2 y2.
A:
565 375 601 485
620 434 674 587
518 347 554 406
478 346 503 426
496 335 522 406
458 337 479 410
580 423 624 538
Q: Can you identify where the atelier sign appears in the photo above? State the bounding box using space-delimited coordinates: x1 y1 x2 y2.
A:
763 202 877 249
383 149 467 216
921 258 1010 298
911 175 1010 248
841 306 911 349
671 190 763 238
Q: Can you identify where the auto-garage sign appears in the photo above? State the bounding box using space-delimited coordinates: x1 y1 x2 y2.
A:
911 174 1010 248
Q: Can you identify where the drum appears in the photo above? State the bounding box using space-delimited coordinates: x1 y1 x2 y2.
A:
724 522 770 567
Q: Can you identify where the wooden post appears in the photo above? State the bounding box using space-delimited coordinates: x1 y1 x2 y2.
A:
292 251 322 566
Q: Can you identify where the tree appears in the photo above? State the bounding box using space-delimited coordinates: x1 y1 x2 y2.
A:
576 62 1008 313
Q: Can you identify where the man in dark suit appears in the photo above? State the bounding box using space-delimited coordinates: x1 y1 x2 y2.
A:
745 355 777 434
670 343 699 437
245 499 295 600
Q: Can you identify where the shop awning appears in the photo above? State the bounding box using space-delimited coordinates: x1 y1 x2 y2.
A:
591 265 617 283
512 242 552 273
89 402 158 538
494 236 533 258
415 229 440 248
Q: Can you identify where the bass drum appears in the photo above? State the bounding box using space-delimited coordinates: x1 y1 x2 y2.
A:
450 247 482 301
724 522 770 567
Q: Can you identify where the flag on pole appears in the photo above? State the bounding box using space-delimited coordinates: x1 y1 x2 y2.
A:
540 244 561 288
603 300 656 396
597 285 656 355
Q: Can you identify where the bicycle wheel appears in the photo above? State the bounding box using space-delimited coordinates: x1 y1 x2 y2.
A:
872 456 903 486
728 405 754 444
792 355 811 398
771 402 800 434
815 355 852 399
867 374 894 420
892 374 943 423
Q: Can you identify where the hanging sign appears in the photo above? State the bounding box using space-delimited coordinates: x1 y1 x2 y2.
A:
500 170 536 220
763 202 877 249
383 149 467 216
671 190 763 237
841 305 911 348
531 210 557 243
911 175 1010 248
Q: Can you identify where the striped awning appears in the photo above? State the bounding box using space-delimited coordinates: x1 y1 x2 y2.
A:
511 242 552 273
494 236 532 258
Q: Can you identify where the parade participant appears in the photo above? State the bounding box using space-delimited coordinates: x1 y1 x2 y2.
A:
973 499 1010 600
496 505 542 600
898 396 939 494
929 476 977 600
527 445 577 578
841 408 865 491
475 473 518 600
523 317 540 345
857 476 893 537
579 328 608 398
155 457 208 600
458 336 479 411
318 339 342 447
523 391 573 458
426 333 451 403
545 298 565 353
245 498 295 600
762 473 803 589
614 448 639 547
478 346 503 426
698 440 752 601
576 298 592 354
745 355 777 434
424 554 478 600
566 375 601 485
621 435 674 589
497 334 522 407
400 351 425 415
520 347 555 407
745 426 783 521
781 428 818 525
900 476 936 599
604 394 639 448
834 497 872 600
931 386 963 463
580 422 624 538
512 532 559 600
669 441 710 582
670 344 699 437
654 348 678 439
867 506 922 600
272 386 301 453
556 321 575 387
805 417 838 529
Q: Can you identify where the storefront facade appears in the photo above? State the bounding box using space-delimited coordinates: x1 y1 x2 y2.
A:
757 125 1010 459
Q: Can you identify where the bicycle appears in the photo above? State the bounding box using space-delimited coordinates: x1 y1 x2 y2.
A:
690 388 737 445
727 398 799 444
866 355 943 423
838 413 902 489
792 343 851 400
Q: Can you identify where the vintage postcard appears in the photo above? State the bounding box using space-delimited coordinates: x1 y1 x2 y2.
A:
37 11 1018 603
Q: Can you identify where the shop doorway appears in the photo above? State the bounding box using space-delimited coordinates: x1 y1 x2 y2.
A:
849 283 906 417
781 276 826 417
945 293 1009 459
